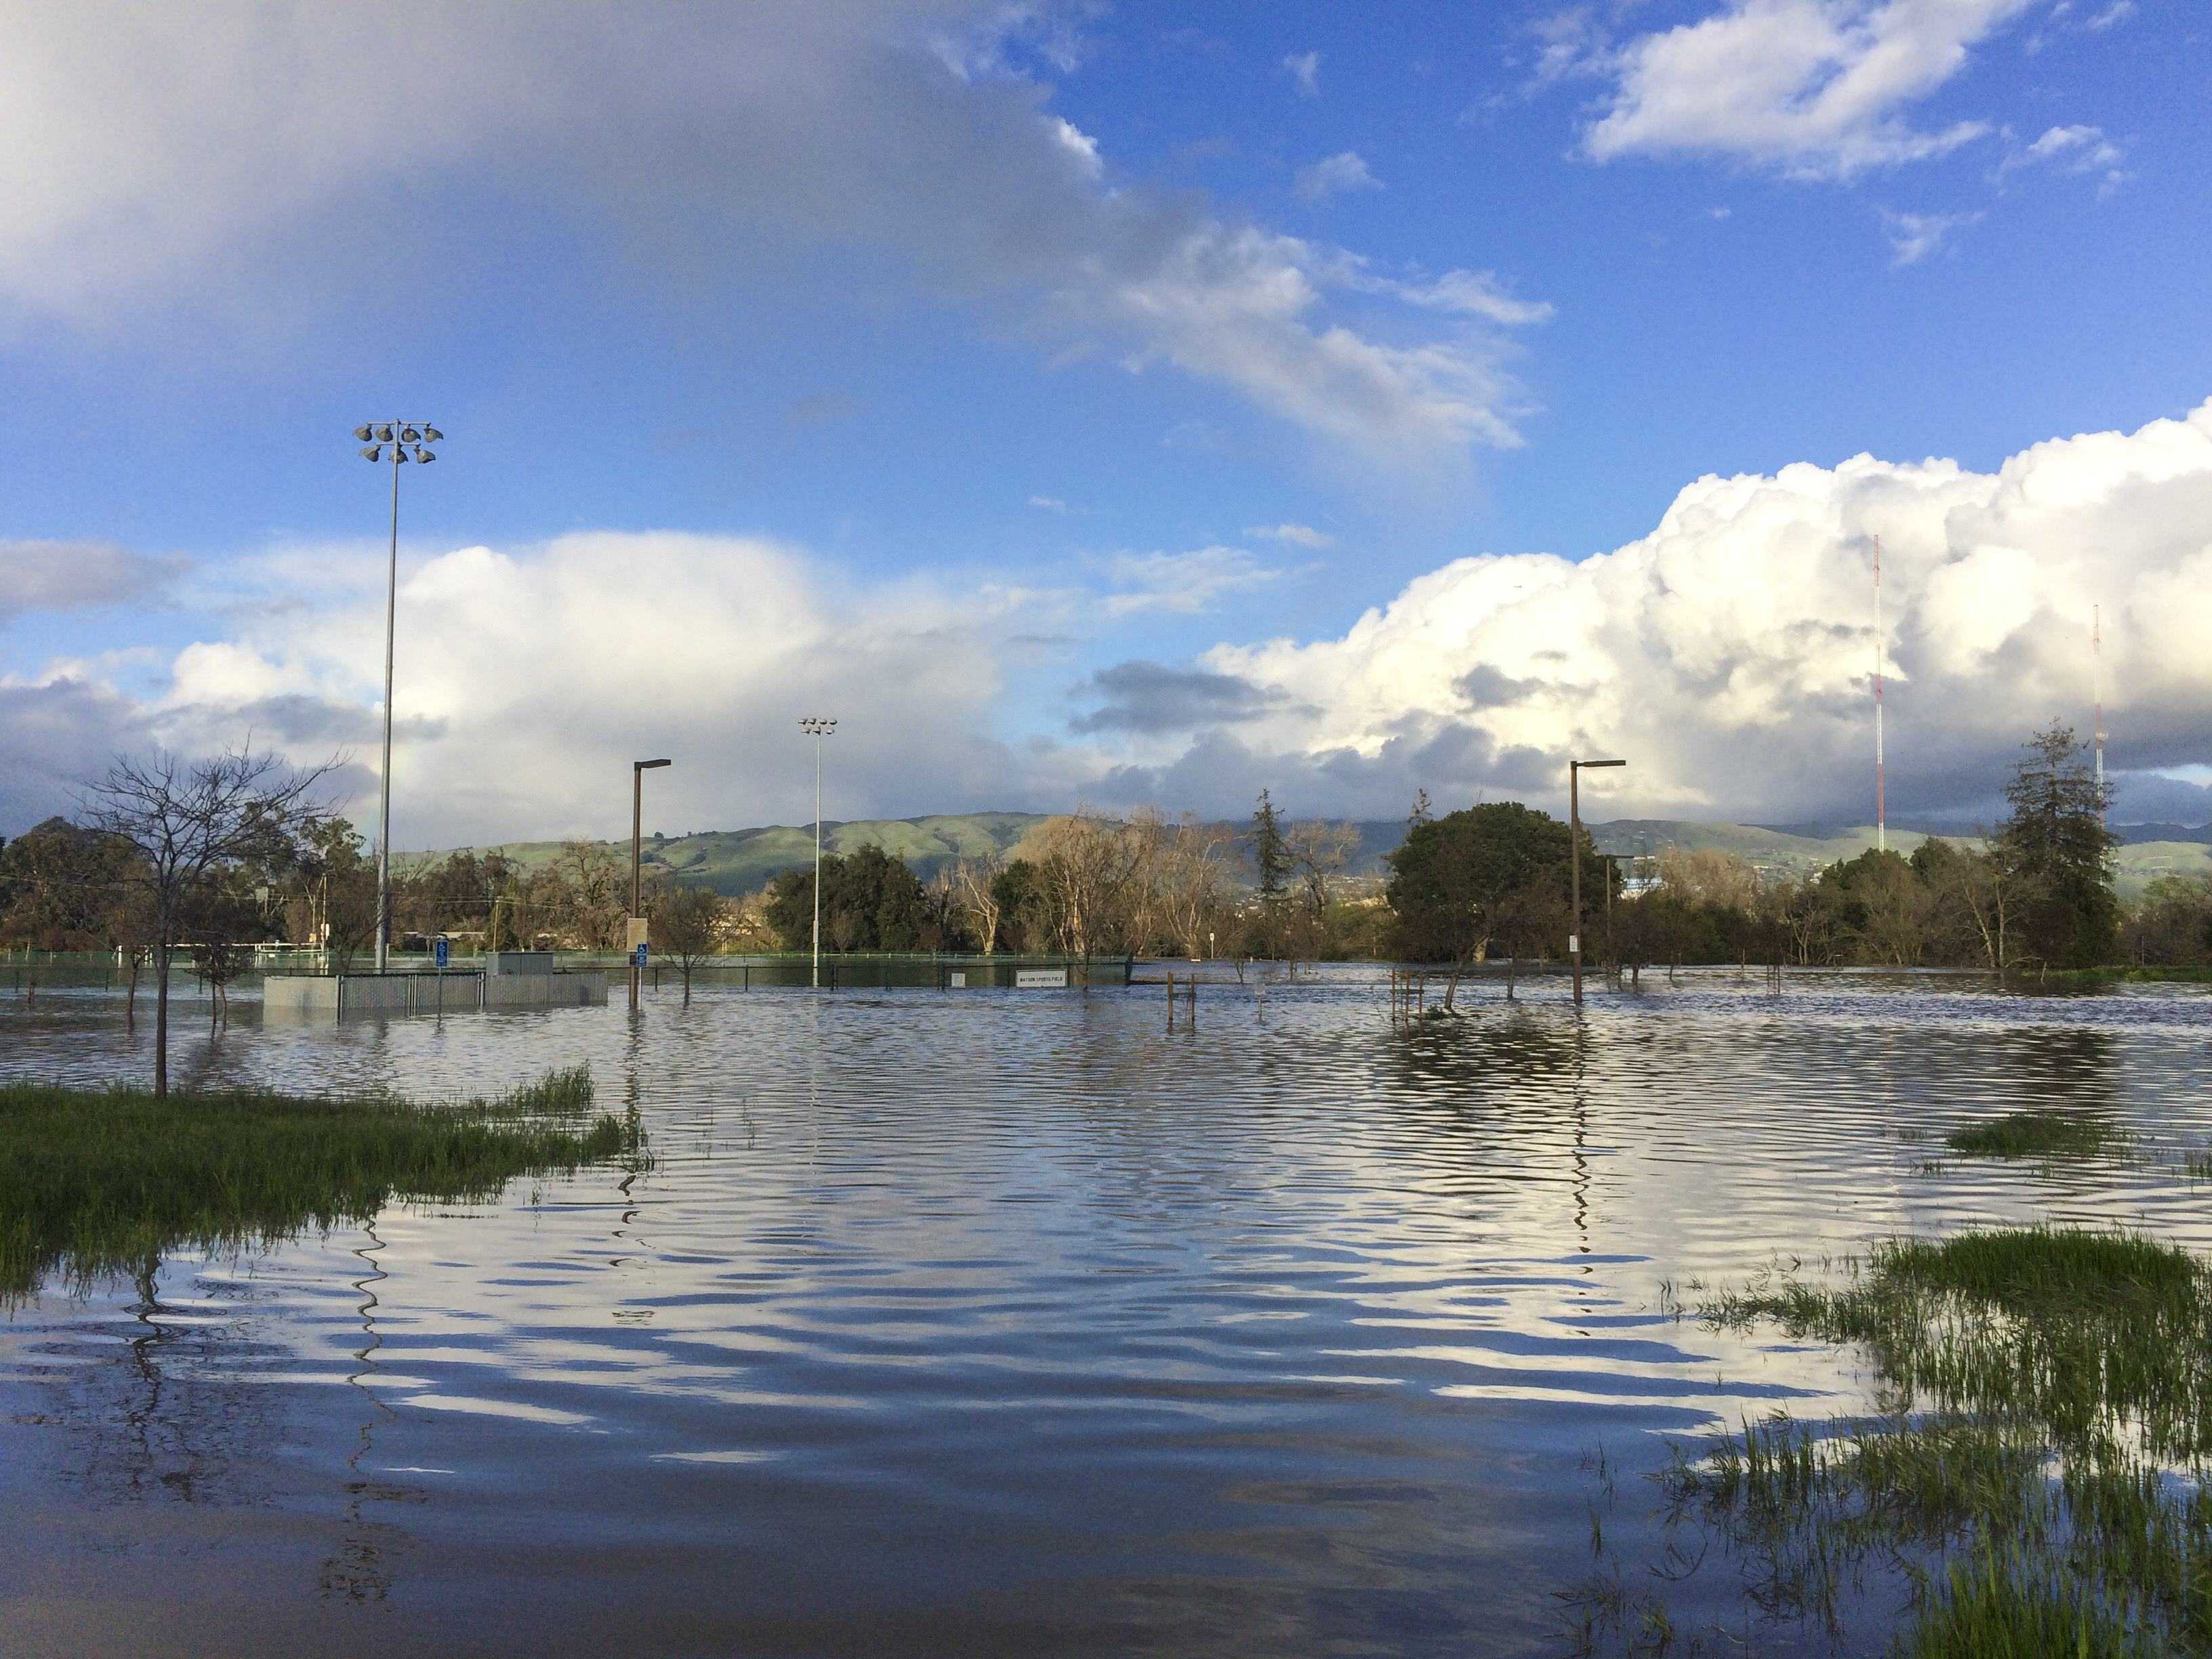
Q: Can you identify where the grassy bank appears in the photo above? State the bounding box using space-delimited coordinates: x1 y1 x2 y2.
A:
2036 965 2212 986
1645 1229 2212 1654
0 1066 639 1302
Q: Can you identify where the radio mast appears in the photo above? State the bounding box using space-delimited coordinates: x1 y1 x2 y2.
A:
1873 535 1886 853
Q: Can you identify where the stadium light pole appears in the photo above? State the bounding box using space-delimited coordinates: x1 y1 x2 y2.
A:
1570 758 1626 1006
630 758 672 1011
799 718 838 988
354 420 443 972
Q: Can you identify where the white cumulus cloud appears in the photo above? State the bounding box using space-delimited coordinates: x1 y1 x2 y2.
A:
1583 0 2034 180
1092 400 2212 823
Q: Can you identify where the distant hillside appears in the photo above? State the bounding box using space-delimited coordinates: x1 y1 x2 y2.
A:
405 812 2209 900
409 813 1052 897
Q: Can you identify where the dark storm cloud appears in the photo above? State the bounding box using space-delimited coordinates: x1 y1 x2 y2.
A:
1069 660 1295 735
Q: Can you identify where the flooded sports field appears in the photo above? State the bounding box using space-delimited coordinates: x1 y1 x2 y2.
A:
3 968 2208 1656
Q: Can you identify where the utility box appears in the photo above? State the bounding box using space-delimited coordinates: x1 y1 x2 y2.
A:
485 951 556 977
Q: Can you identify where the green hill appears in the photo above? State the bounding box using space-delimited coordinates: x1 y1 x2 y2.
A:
405 813 2208 901
407 813 1052 897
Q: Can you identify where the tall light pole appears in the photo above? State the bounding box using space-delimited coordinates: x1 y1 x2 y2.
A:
1570 758 1626 1006
354 420 443 972
630 758 672 1010
798 717 837 988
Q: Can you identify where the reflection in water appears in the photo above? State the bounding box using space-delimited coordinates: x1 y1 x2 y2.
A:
319 1219 401 1603
0 969 2206 1657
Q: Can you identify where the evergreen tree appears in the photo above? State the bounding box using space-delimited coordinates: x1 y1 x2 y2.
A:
1998 722 2118 968
1406 789 1433 834
1250 789 1288 900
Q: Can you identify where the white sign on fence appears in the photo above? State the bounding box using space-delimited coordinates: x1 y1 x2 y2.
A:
1015 968 1069 989
948 970 968 988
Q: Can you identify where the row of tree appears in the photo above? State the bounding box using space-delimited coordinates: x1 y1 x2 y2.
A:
1380 725 2209 985
758 798 1380 962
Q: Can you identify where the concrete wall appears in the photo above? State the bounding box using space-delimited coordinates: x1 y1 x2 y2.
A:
263 969 607 1020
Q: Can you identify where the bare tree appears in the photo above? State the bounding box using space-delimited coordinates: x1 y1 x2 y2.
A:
952 855 1006 954
1282 819 1358 973
651 883 725 1004
82 747 333 1097
1158 817 1233 959
1029 808 1143 959
1935 844 2035 974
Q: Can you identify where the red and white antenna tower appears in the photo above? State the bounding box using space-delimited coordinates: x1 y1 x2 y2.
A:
2093 603 2106 828
1873 534 1886 853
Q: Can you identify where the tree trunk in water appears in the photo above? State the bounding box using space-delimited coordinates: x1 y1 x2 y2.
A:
1504 951 1517 1001
126 958 140 1029
153 945 170 1098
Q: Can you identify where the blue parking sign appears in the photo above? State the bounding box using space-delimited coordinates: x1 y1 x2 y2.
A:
434 937 450 970
634 943 649 968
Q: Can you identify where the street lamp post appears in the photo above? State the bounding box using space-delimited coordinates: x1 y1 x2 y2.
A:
630 758 672 1010
798 718 838 988
354 420 443 973
1570 758 1626 1006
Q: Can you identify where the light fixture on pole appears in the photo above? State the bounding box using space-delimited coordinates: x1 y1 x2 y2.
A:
354 419 445 972
798 718 838 989
1569 758 1626 1007
630 758 672 1012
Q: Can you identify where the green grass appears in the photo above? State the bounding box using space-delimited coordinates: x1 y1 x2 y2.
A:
1655 1228 2212 1652
1905 1544 2163 1659
2039 966 2212 987
1943 1110 2124 1160
0 1066 641 1303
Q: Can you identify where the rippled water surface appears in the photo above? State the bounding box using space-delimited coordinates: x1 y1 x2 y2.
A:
3 968 2208 1656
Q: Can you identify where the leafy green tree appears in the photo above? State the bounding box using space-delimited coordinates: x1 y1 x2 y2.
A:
287 819 377 970
2123 876 2212 968
0 817 134 951
1385 802 1588 1008
764 845 931 952
988 858 1051 952
1998 722 2117 968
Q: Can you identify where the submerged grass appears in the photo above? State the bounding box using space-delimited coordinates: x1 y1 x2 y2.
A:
1645 1228 2212 1654
2039 966 2212 987
1942 1109 2125 1160
0 1065 640 1303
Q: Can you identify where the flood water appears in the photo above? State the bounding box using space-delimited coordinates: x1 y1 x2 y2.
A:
3 968 2208 1656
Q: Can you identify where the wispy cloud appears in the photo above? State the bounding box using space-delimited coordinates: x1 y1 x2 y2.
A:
1881 207 1982 266
1294 150 1381 203
2000 123 2127 192
1246 523 1336 550
1100 546 1282 617
1282 49 1321 96
1027 495 1069 513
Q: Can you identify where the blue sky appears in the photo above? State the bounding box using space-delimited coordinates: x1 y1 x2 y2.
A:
4 1 2210 843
